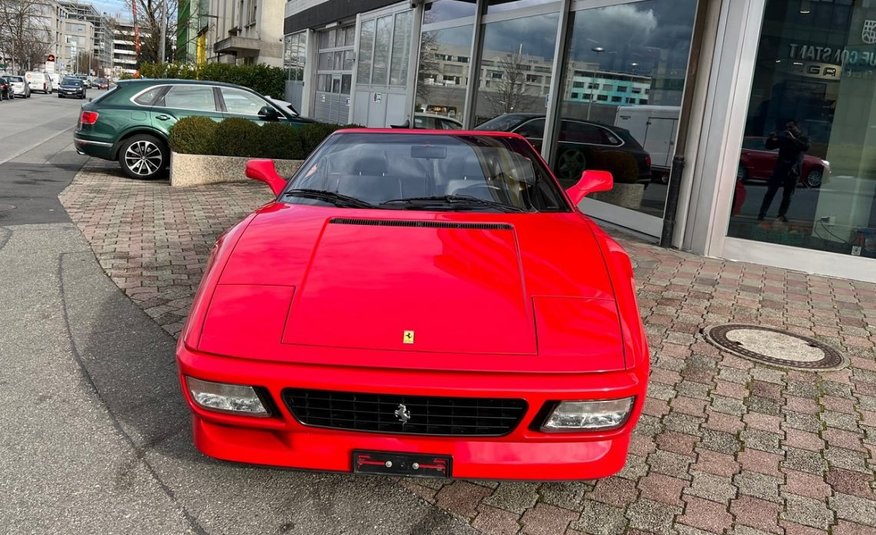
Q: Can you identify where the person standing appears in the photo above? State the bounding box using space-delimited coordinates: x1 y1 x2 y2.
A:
758 120 810 222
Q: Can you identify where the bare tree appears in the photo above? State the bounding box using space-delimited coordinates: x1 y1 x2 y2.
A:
484 48 531 117
125 0 177 64
0 0 53 73
416 31 440 103
75 49 100 74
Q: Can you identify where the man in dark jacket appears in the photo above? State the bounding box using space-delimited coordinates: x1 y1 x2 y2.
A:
758 120 810 222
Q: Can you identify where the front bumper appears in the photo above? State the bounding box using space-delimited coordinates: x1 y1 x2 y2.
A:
177 344 647 480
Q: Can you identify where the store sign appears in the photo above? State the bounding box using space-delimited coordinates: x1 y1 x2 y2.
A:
788 43 876 68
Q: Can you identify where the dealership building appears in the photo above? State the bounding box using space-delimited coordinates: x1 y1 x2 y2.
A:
283 0 876 283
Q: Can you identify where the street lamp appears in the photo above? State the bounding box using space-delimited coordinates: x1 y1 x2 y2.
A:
587 47 604 120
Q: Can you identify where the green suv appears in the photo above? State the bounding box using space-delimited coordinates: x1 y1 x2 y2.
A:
74 79 312 180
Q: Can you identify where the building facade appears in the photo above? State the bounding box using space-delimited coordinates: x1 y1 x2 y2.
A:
111 20 141 75
201 0 285 65
282 0 876 283
59 2 113 72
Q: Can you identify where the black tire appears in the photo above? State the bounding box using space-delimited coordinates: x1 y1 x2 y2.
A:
805 168 823 188
555 148 588 185
58 94 62 98
118 134 168 180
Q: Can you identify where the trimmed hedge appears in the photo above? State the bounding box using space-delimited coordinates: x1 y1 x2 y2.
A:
138 62 286 98
167 116 218 155
169 116 347 160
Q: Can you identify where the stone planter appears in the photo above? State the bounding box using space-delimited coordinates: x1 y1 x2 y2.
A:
592 183 645 210
170 152 303 187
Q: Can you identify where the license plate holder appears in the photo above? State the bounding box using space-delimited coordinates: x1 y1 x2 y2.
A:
352 450 451 478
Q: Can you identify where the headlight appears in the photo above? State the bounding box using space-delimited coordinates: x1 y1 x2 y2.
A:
541 397 634 432
186 376 269 417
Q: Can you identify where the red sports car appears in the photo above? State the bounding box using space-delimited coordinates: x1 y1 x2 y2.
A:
176 129 649 481
738 136 830 188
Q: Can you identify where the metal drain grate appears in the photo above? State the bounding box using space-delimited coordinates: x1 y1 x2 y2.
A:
703 324 847 371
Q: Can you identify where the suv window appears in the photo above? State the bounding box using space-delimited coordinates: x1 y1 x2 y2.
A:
515 118 546 138
560 121 606 144
133 86 164 105
158 85 217 111
221 87 268 115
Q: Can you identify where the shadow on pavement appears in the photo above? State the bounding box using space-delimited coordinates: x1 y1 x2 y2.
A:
59 250 474 535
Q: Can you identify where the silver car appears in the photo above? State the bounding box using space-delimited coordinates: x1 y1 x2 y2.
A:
7 76 31 98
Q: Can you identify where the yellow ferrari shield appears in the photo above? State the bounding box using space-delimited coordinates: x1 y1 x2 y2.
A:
403 330 415 344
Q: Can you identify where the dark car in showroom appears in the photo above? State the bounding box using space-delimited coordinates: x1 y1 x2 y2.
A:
58 76 87 99
73 79 313 180
476 113 651 187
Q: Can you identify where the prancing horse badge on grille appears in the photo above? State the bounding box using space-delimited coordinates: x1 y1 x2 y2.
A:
394 403 411 424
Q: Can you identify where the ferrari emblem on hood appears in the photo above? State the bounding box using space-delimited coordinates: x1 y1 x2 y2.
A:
394 403 411 424
403 330 415 344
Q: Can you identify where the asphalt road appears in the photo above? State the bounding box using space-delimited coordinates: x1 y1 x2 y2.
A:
0 95 476 534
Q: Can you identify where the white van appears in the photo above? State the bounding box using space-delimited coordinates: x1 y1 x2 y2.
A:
24 71 51 94
614 105 680 183
48 73 61 91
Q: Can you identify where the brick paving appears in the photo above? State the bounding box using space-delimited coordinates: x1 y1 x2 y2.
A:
60 163 876 535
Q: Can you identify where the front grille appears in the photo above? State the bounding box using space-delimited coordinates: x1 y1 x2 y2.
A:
282 389 527 436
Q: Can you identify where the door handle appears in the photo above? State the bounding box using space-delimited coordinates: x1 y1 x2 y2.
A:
156 114 170 120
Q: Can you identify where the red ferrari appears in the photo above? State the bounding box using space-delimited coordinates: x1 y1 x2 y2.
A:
176 129 649 481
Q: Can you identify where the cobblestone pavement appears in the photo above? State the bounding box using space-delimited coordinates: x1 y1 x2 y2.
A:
60 163 876 535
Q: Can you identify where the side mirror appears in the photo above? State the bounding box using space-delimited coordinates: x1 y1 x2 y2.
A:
258 105 281 121
245 159 286 196
566 170 613 206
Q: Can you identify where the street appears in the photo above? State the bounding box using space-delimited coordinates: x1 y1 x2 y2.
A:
0 94 476 534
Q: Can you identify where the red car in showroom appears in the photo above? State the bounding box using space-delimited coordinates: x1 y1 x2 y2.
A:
738 136 830 188
176 130 649 481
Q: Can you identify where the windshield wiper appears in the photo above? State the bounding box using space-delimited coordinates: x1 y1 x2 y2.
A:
381 195 526 212
282 188 377 209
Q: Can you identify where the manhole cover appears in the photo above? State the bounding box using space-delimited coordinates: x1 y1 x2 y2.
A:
0 204 14 212
703 324 847 370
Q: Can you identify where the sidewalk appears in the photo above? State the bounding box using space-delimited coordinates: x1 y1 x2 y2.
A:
60 163 876 535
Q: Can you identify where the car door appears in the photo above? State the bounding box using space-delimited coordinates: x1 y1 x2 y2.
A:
217 86 301 126
148 84 224 138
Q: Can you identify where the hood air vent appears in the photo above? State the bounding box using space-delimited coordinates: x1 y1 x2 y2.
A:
329 218 512 231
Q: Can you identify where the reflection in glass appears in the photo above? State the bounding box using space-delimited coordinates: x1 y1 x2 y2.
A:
486 0 556 14
373 16 393 86
416 25 474 124
473 13 559 131
390 11 413 86
423 0 477 25
550 0 696 214
728 0 876 259
357 20 375 83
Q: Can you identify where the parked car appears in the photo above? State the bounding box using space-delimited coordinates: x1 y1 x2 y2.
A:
24 71 51 94
0 77 11 101
97 78 110 89
48 73 61 92
414 113 463 130
177 129 649 480
476 113 652 187
7 75 31 98
74 79 314 180
58 76 87 99
738 136 830 188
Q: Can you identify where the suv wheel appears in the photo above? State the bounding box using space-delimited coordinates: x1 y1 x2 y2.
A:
118 134 168 180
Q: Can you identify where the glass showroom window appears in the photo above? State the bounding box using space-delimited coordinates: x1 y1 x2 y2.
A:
416 0 476 124
284 32 306 81
549 0 696 205
728 0 876 260
473 11 560 129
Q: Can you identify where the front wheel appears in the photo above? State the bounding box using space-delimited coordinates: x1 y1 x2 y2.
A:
805 168 823 188
118 134 168 180
555 149 588 184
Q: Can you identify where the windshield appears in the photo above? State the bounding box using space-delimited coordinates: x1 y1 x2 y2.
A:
9 76 23 82
287 133 570 212
62 77 82 85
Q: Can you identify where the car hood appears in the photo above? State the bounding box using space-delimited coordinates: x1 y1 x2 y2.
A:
196 204 628 373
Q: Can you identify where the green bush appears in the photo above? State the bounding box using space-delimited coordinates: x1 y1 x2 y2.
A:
256 122 305 160
168 116 218 155
215 118 261 157
138 62 285 98
300 123 343 155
